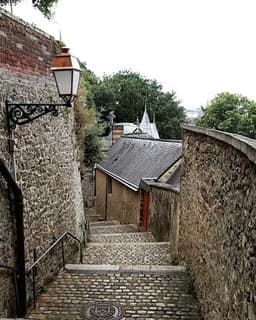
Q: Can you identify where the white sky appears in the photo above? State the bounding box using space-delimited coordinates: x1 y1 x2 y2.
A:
8 0 256 108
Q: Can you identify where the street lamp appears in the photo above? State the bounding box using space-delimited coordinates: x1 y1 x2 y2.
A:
5 47 81 131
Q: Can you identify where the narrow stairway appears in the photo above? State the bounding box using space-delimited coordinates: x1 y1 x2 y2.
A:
27 220 202 320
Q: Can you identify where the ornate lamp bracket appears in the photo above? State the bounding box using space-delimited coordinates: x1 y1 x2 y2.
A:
5 100 71 132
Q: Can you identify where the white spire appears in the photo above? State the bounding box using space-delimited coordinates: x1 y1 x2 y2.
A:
139 104 159 139
141 106 151 125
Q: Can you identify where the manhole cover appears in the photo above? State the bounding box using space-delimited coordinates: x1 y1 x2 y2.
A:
81 302 123 320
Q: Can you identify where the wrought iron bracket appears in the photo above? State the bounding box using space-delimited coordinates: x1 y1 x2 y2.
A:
5 100 71 131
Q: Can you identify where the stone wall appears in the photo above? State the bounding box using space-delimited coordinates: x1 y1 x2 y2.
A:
180 125 256 320
96 169 141 225
81 167 95 208
0 9 84 316
95 169 106 220
148 184 180 250
0 176 16 316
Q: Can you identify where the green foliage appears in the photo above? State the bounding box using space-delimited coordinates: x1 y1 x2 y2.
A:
80 62 99 110
93 70 186 139
170 251 179 265
83 122 105 167
184 265 196 297
32 0 58 18
0 0 58 18
74 77 105 169
54 40 66 54
197 92 256 138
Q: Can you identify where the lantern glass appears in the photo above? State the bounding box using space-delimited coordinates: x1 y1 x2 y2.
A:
53 70 72 96
72 70 80 96
51 48 81 104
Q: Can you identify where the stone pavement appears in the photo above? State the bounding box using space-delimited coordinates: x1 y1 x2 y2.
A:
90 224 138 234
90 232 155 243
90 220 121 227
27 220 202 320
83 242 172 265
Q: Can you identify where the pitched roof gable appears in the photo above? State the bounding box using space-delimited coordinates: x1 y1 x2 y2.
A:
97 136 182 190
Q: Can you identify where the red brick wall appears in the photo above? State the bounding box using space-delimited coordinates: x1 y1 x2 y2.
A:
0 9 56 75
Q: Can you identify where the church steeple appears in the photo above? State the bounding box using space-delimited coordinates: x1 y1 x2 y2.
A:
139 97 159 139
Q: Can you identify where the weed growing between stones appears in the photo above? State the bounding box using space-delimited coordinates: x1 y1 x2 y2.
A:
170 251 179 265
184 265 196 297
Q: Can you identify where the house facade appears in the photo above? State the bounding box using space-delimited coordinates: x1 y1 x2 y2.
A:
96 135 182 227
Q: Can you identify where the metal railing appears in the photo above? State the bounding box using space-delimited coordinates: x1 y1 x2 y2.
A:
0 264 20 315
26 230 85 309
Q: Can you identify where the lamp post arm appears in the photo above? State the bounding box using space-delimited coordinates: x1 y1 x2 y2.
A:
5 100 71 131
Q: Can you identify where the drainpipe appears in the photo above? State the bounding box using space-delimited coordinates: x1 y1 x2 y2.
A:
0 159 26 317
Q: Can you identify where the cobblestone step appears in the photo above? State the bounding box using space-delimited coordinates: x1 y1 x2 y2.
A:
90 231 155 243
83 242 172 265
89 220 120 227
66 264 185 274
90 224 138 234
86 214 104 222
27 269 202 320
26 221 202 319
84 207 96 215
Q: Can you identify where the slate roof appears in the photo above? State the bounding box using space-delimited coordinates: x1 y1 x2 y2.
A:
97 136 182 191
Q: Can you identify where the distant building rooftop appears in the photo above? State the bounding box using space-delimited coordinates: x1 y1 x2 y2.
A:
114 106 160 140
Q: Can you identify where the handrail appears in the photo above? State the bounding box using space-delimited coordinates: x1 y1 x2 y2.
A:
26 231 83 309
0 264 20 315
27 231 80 272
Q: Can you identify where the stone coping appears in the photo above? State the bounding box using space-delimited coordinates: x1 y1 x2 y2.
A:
0 7 54 40
65 264 185 274
182 124 256 165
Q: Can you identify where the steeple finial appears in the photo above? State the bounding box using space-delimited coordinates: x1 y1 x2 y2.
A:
136 116 140 129
144 92 148 112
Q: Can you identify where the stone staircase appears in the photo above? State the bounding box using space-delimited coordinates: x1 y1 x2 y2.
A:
27 220 202 320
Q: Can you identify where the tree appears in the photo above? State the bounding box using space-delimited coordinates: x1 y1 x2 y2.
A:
0 0 58 18
156 92 186 139
93 70 186 139
196 92 256 138
80 62 99 109
74 75 105 169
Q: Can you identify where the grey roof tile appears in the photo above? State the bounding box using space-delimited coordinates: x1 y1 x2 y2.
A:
98 136 182 189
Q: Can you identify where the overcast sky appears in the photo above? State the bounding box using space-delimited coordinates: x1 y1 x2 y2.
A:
9 0 256 108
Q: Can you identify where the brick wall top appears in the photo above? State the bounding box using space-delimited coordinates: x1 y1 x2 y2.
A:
0 7 56 76
182 124 256 165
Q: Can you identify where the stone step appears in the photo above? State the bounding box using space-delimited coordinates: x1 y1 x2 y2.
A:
90 231 155 243
90 223 138 234
27 269 202 320
83 242 172 265
89 220 120 227
66 264 185 274
86 214 104 222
